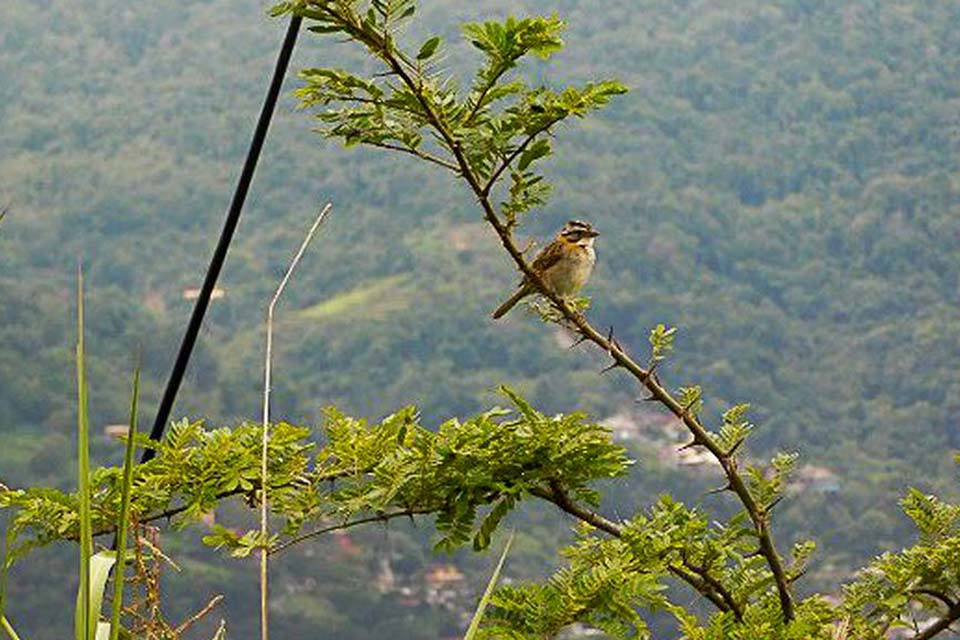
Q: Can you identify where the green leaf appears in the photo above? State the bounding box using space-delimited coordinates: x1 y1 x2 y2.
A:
417 36 441 60
517 139 551 171
307 25 344 34
75 552 115 640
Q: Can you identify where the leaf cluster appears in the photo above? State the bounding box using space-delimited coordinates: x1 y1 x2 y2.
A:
481 495 834 639
843 489 960 639
1 388 629 563
277 0 625 225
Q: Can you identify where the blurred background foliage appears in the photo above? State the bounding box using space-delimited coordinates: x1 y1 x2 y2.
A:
1 0 959 637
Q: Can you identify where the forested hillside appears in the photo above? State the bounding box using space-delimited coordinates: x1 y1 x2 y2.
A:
1 0 959 637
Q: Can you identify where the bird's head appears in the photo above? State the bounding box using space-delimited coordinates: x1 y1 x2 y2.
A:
560 219 599 246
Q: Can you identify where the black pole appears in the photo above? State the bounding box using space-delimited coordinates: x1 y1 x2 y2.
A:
142 16 303 463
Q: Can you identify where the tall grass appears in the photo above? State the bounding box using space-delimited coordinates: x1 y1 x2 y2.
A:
260 203 333 640
72 268 141 640
109 369 139 640
75 265 94 640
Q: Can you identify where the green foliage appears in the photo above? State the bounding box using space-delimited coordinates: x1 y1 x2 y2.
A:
843 489 960 638
648 324 677 363
744 451 798 514
480 494 836 639
712 404 752 455
677 386 703 417
282 0 626 229
0 388 628 563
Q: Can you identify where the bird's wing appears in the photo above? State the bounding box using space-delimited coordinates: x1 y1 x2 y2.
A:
528 241 565 275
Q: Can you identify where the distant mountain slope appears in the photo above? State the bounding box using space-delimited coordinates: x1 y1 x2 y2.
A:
2 1 959 637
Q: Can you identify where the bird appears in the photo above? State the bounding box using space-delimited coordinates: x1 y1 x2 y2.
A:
491 219 599 319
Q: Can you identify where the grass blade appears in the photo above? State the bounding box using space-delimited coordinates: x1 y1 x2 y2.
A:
109 368 139 640
75 264 94 640
1 615 22 640
464 530 514 640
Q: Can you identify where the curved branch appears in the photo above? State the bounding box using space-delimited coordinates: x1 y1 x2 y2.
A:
678 556 743 621
347 23 801 620
911 603 960 640
667 565 731 615
530 481 740 617
530 480 622 537
910 589 958 610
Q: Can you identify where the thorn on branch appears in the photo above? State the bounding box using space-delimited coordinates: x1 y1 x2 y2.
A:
568 334 590 350
605 326 626 357
707 483 733 495
764 495 785 516
599 361 623 375
726 437 746 457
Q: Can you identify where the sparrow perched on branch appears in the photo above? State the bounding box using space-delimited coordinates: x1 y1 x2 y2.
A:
491 219 599 319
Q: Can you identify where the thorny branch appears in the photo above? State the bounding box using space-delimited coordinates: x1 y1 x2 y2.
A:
355 30 797 623
269 507 435 556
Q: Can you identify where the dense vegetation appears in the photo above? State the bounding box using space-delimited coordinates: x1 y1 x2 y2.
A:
1 0 959 637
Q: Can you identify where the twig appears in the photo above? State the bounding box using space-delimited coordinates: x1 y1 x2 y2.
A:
481 121 563 196
667 565 730 614
261 202 334 640
366 141 460 172
463 65 512 125
269 508 435 556
679 556 743 620
174 594 224 636
87 467 363 539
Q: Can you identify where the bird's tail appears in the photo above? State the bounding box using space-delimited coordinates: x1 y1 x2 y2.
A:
491 286 530 319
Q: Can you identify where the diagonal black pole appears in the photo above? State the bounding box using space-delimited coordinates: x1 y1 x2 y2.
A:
142 16 303 463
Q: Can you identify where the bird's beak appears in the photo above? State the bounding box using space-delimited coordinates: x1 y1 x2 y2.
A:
585 229 600 238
